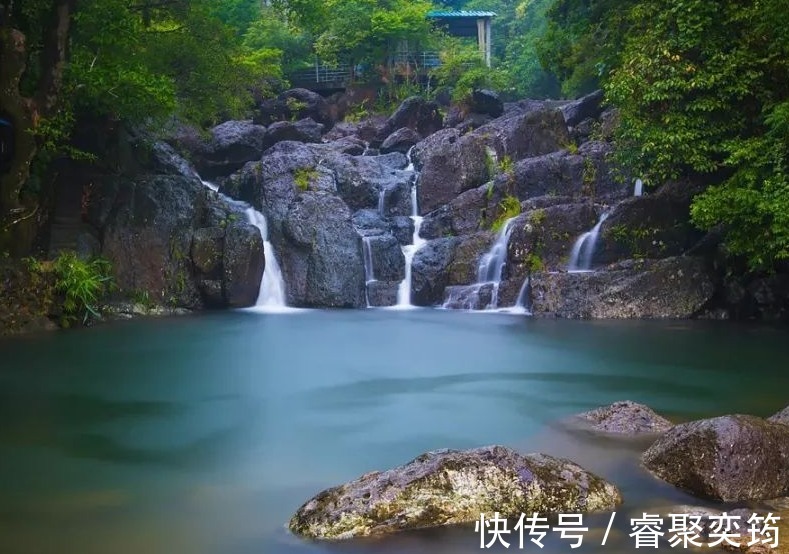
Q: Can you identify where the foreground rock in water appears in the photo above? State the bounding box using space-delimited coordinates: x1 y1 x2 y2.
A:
642 415 789 502
576 401 673 434
530 257 715 319
769 405 789 425
288 445 622 539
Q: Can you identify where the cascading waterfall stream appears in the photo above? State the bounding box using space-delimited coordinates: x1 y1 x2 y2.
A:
198 178 289 311
441 217 520 311
362 236 375 307
567 212 609 272
244 208 288 309
393 147 426 308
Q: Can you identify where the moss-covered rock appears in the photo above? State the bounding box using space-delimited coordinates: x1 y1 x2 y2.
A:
642 415 789 502
288 445 622 539
576 401 673 435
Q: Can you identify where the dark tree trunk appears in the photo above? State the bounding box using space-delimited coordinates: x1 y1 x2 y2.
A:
0 0 74 251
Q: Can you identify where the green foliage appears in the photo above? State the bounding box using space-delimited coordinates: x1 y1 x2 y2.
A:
491 195 522 232
52 251 114 326
431 37 510 103
344 100 371 123
530 208 546 227
525 252 546 272
294 168 319 191
499 155 514 175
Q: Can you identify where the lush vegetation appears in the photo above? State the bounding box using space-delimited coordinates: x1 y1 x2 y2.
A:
2 0 787 272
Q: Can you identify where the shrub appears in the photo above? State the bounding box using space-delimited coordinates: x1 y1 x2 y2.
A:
52 251 114 326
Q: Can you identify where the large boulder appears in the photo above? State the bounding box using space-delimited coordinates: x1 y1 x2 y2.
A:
575 401 673 435
470 89 504 118
411 237 460 306
475 107 571 163
197 120 268 179
88 175 265 310
254 88 333 129
289 445 622 539
373 96 443 146
642 415 789 502
364 234 405 282
280 191 366 308
560 89 605 128
265 118 324 146
529 256 715 319
380 127 420 154
769 405 789 425
594 180 706 265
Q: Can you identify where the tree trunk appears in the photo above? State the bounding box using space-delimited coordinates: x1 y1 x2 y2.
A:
0 0 74 247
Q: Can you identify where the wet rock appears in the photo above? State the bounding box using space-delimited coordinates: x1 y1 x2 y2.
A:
561 90 605 128
576 401 673 434
288 445 622 539
149 141 198 178
198 120 268 179
530 256 715 319
223 222 265 308
411 237 460 306
476 107 571 163
390 216 414 246
594 180 706 265
642 415 789 502
366 234 405 282
446 231 495 285
768 406 789 425
442 283 495 310
367 280 399 307
265 118 324 146
380 127 420 154
470 89 504 118
281 191 366 308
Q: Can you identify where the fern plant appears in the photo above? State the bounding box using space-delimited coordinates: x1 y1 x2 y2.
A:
53 251 114 326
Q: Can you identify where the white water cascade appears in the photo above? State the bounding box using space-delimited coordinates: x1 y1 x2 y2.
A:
393 148 426 308
197 178 290 311
244 208 289 309
362 236 375 307
634 178 643 197
442 217 519 311
567 212 609 272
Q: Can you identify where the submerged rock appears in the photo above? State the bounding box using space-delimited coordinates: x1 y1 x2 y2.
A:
288 445 622 539
576 401 673 434
642 415 789 502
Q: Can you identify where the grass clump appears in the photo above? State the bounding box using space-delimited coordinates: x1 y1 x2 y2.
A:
52 251 114 326
491 194 521 233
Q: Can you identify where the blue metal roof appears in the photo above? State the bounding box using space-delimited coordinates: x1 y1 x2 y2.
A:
427 10 497 18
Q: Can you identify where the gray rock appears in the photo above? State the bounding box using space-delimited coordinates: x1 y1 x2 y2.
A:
380 127 420 154
223 222 265 308
289 445 622 539
576 401 673 434
476 107 571 163
411 237 460 306
265 118 324 146
530 257 715 319
373 96 443 146
366 234 405 282
561 90 605 128
769 406 789 425
442 283 495 310
281 191 366 308
470 89 504 117
255 88 333 129
642 415 789 502
367 280 399 307
198 120 268 178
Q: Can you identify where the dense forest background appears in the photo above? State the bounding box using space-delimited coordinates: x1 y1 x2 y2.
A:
1 0 787 271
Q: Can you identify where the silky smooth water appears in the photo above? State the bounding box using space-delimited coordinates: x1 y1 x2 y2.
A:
0 310 787 554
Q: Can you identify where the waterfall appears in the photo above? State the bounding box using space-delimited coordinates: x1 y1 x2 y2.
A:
362 236 375 307
197 177 290 311
634 178 643 196
498 276 532 315
393 147 426 309
567 212 609 272
441 217 519 311
377 188 387 216
244 208 289 309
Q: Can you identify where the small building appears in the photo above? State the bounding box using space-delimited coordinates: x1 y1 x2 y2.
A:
427 10 496 68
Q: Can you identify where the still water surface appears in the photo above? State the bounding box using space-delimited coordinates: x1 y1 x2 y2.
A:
0 310 787 554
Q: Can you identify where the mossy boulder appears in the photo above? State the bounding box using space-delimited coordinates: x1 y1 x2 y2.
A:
575 401 673 435
288 445 622 539
642 415 789 502
768 405 789 426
